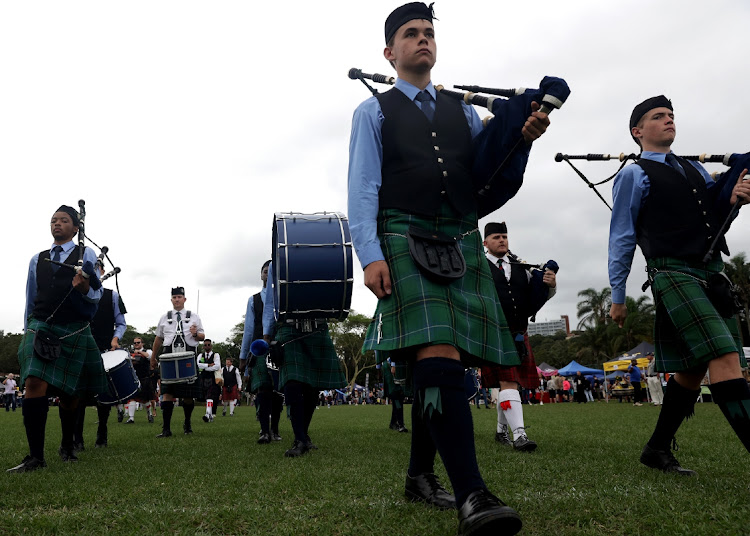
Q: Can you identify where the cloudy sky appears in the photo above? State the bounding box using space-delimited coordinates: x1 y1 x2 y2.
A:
1 0 748 343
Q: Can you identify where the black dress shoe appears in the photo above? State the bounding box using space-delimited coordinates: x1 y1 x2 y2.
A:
405 473 456 510
284 440 310 458
512 435 537 452
117 409 124 423
271 432 282 441
147 414 154 423
305 435 318 450
495 431 512 446
389 423 399 431
183 423 193 435
72 442 85 454
156 429 173 438
96 430 108 447
457 489 522 536
397 424 409 433
257 432 271 444
58 446 78 463
640 444 696 476
7 456 47 473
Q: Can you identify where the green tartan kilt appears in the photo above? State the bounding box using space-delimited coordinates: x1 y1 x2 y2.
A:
381 358 413 398
649 257 743 372
363 207 519 369
249 354 278 393
276 323 346 391
19 318 108 398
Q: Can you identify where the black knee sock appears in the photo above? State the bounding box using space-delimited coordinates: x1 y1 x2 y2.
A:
58 406 77 450
284 382 306 442
408 393 437 476
709 378 750 453
96 404 110 437
256 391 271 434
183 400 195 424
303 385 318 437
73 404 86 445
271 393 283 434
396 404 405 426
647 377 700 451
390 404 398 427
161 401 174 431
23 396 48 461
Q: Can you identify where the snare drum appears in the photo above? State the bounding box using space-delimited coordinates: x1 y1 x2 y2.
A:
160 351 198 385
272 212 353 321
98 350 141 405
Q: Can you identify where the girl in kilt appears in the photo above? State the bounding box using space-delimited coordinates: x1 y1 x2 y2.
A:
609 95 750 476
9 205 108 473
347 4 551 535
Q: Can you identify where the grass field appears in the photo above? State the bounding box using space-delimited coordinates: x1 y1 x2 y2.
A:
0 400 748 536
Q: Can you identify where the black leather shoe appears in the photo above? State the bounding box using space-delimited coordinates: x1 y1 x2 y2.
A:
7 456 47 473
72 442 85 454
95 429 108 447
397 424 409 433
117 409 124 423
495 431 512 446
640 444 696 476
183 423 193 435
147 413 154 423
305 436 318 450
457 489 522 536
389 423 399 431
405 473 456 510
271 432 282 442
58 446 78 463
284 440 310 458
512 435 537 452
258 433 271 444
156 429 173 438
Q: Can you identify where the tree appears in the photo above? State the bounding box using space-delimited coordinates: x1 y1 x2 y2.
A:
725 252 750 345
328 312 376 388
576 287 612 330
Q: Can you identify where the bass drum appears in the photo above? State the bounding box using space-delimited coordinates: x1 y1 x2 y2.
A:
272 212 353 322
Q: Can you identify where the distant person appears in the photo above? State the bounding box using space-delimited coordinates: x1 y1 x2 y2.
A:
4 374 17 412
627 359 644 407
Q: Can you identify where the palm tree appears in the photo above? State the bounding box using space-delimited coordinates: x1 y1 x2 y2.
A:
576 287 612 330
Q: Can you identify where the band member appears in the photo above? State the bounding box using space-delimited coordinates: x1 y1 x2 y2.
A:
347 4 550 534
73 259 127 448
609 95 750 475
9 205 107 472
197 339 221 423
381 356 408 433
262 261 347 457
481 222 556 452
221 358 241 417
3 374 18 412
149 287 205 438
240 261 283 443
127 337 155 423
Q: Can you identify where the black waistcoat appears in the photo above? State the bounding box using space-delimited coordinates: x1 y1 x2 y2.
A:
90 288 115 351
223 367 238 388
253 293 264 341
487 258 531 333
33 245 86 323
376 88 475 216
636 157 728 260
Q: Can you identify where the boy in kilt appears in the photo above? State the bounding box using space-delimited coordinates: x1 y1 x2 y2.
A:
240 260 284 443
262 262 347 458
609 95 750 475
221 358 241 417
9 205 108 473
480 222 556 452
347 4 551 534
149 287 205 438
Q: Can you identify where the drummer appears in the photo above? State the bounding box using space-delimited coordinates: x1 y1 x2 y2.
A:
149 287 205 438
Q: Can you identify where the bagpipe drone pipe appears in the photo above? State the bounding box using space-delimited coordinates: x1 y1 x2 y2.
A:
349 69 571 218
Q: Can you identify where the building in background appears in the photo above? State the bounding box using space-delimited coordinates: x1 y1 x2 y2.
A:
528 315 570 337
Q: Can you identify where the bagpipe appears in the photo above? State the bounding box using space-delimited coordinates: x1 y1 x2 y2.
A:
507 254 559 321
349 68 571 218
556 151 750 262
43 199 124 319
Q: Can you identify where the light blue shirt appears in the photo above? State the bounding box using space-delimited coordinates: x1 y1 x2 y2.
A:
262 262 278 336
239 284 268 363
608 151 718 304
25 240 102 329
347 79 484 269
111 289 126 340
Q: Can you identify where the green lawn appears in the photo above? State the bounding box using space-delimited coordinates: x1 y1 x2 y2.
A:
0 401 747 535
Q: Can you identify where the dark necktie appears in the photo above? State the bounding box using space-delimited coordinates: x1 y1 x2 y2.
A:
415 90 434 123
665 153 686 178
51 245 63 273
176 312 183 334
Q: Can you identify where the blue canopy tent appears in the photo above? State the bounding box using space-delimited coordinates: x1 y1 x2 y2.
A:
557 360 604 376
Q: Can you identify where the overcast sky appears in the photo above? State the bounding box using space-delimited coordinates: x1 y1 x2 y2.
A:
1 0 748 344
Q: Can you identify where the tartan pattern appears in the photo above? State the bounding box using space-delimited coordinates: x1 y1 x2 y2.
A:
161 379 202 399
363 207 518 368
222 385 239 400
481 333 539 389
132 376 155 402
19 318 108 397
276 323 346 390
249 355 274 393
648 257 743 372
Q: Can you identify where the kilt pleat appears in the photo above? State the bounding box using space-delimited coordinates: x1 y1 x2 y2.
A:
19 318 108 397
276 323 346 390
649 257 742 372
481 333 539 389
250 355 275 393
363 207 518 368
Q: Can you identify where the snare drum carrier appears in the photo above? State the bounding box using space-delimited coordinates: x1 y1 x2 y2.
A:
159 310 198 385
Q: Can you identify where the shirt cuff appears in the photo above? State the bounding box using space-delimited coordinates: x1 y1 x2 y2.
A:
356 243 386 270
611 288 626 304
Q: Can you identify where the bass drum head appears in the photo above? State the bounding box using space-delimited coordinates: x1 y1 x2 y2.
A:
101 349 130 371
272 212 353 322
